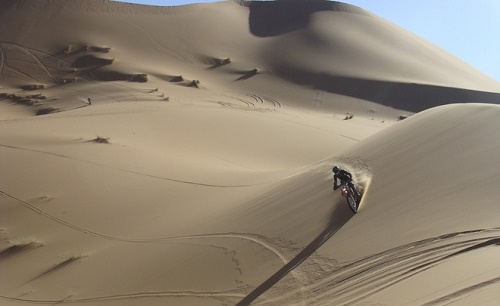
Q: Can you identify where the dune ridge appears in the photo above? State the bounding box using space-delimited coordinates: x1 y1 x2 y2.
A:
0 0 202 14
1 0 499 305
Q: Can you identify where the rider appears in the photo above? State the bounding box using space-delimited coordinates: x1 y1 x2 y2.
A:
332 166 353 190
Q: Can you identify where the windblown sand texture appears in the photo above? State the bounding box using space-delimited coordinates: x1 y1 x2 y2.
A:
1 0 500 305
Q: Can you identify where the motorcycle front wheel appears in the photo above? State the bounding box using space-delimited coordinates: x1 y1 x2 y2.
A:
347 193 358 213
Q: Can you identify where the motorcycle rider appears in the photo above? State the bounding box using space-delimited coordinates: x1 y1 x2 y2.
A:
332 166 353 190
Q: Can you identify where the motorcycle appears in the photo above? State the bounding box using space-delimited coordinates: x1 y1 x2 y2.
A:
340 182 361 213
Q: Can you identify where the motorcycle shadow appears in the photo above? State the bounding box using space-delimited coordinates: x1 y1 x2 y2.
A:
237 197 354 305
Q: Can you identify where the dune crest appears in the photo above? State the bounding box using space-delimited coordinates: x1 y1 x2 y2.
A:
0 0 201 14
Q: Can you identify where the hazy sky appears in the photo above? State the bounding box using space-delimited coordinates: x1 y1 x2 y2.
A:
113 0 500 82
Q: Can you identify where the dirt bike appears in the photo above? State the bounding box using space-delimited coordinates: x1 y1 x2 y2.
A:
340 182 361 213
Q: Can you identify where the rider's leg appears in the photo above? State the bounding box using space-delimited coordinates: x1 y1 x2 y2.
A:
349 182 361 197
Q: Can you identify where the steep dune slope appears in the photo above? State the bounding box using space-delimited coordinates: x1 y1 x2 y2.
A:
229 104 500 305
309 103 500 305
255 1 498 88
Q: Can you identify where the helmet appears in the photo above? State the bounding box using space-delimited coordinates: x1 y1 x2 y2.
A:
332 166 340 174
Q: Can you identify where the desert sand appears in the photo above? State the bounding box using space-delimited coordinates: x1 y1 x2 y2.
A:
1 0 500 305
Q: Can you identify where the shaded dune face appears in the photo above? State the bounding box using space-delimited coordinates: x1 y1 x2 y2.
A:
246 1 500 111
264 68 500 112
252 3 499 109
248 0 370 37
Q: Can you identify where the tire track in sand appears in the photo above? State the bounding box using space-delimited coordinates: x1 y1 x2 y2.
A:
248 94 282 108
0 188 306 302
261 228 500 305
0 42 59 84
236 208 352 306
0 143 258 188
423 276 500 305
0 190 291 265
0 289 245 304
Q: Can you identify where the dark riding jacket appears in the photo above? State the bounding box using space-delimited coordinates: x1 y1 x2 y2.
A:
334 169 352 185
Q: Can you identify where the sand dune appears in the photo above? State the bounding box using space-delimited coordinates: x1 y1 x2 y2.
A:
1 0 500 305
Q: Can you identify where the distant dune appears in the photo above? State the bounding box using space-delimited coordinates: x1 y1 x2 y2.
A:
1 0 499 305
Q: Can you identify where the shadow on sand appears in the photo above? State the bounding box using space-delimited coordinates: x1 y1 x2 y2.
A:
248 0 368 37
248 1 500 112
274 67 500 112
237 198 354 306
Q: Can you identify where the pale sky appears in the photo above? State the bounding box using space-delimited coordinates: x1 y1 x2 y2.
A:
113 0 500 82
